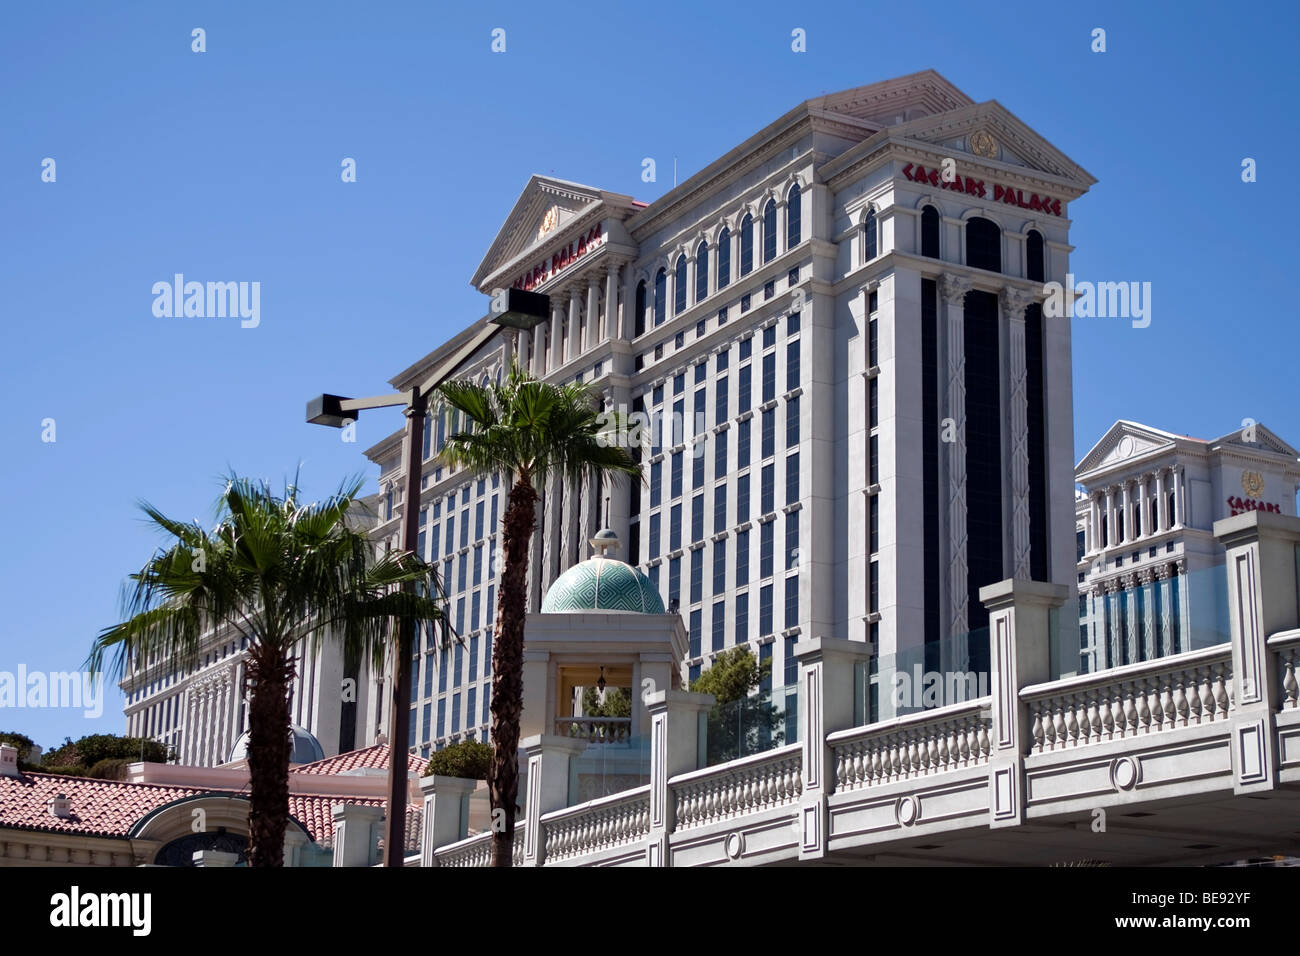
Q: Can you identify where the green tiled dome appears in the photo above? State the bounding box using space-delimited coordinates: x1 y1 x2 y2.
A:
541 557 666 614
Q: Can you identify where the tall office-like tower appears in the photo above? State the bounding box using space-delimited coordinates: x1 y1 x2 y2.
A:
367 71 1096 754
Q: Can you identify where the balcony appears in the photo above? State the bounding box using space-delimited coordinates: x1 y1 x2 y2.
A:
414 511 1300 867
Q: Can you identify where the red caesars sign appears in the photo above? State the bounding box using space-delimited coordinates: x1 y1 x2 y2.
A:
512 224 605 291
1227 496 1284 517
901 162 1064 217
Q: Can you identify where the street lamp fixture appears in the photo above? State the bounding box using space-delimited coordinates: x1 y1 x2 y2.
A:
304 289 549 865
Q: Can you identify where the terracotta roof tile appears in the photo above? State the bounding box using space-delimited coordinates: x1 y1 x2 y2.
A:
292 744 427 777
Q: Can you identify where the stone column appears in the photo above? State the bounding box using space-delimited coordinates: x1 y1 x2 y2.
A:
603 263 619 343
1121 481 1133 544
1137 474 1149 538
1174 465 1186 528
332 804 383 867
1104 488 1115 548
1214 511 1300 793
1138 568 1156 660
940 273 973 636
1155 468 1167 533
566 291 580 366
561 469 577 572
585 278 599 355
776 199 788 258
1123 573 1139 664
794 637 874 861
521 735 589 866
980 578 1068 828
645 690 714 867
548 304 564 375
419 774 477 867
1156 564 1174 655
1001 287 1034 579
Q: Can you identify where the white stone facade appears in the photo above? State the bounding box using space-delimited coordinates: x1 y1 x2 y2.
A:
366 70 1096 755
1074 420 1300 673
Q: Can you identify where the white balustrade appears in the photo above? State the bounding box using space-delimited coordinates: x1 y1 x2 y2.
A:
829 699 992 792
670 744 802 831
541 786 651 862
1021 647 1234 754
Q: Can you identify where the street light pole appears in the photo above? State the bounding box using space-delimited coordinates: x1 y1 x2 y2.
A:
305 287 548 867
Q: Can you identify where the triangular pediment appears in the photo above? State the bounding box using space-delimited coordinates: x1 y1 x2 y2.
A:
813 69 974 128
896 101 1097 188
471 175 610 290
1209 423 1300 461
1077 421 1180 475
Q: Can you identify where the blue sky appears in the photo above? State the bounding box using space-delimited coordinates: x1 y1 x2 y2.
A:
1 0 1296 749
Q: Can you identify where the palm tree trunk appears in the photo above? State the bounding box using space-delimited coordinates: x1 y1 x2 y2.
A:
488 478 538 867
244 645 294 867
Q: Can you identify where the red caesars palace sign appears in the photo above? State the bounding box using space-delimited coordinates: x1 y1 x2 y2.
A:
511 224 605 291
902 162 1064 217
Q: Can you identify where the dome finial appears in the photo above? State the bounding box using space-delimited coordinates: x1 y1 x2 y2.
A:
590 527 619 558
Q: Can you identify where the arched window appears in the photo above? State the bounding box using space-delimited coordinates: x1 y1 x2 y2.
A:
740 214 754 276
696 241 709 302
634 280 647 338
863 207 878 262
763 200 777 263
1026 229 1045 283
966 217 1001 273
654 268 666 326
674 255 687 314
717 227 731 290
786 184 802 248
921 205 940 259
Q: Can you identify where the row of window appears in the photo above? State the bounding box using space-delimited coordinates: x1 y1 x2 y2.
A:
634 184 803 338
909 206 1044 281
683 574 801 681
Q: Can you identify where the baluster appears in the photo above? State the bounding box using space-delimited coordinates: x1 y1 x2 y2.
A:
1146 682 1163 733
1172 675 1189 727
1186 668 1204 724
1157 680 1173 732
1031 707 1044 753
1122 684 1139 737
1085 695 1100 744
1283 653 1300 710
1136 681 1151 734
977 720 990 760
1109 690 1125 739
927 728 940 772
1198 667 1214 723
1052 703 1068 749
1065 694 1081 745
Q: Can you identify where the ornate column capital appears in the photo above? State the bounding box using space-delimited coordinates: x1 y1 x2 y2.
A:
999 285 1035 319
1136 568 1155 585
939 273 972 306
1155 564 1173 581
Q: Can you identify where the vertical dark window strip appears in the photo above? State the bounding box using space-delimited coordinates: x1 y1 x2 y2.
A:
763 200 777 263
964 290 1003 648
674 255 687 314
696 242 708 302
635 281 647 338
966 217 1001 273
718 228 731 289
1026 303 1048 581
787 184 801 247
1026 230 1045 283
921 206 940 259
740 215 753 276
921 279 940 654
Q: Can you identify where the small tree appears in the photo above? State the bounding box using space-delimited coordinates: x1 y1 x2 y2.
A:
690 646 784 764
424 739 493 780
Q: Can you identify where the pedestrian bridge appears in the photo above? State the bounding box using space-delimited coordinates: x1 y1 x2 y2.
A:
416 512 1300 866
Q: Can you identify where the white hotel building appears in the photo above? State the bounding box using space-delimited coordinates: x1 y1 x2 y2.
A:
360 69 1097 755
1075 420 1300 674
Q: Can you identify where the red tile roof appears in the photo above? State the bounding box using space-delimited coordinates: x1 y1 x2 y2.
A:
0 772 205 839
293 744 427 777
0 762 422 853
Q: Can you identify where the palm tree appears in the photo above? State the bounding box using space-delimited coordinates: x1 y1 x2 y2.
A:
437 362 638 866
89 473 445 867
